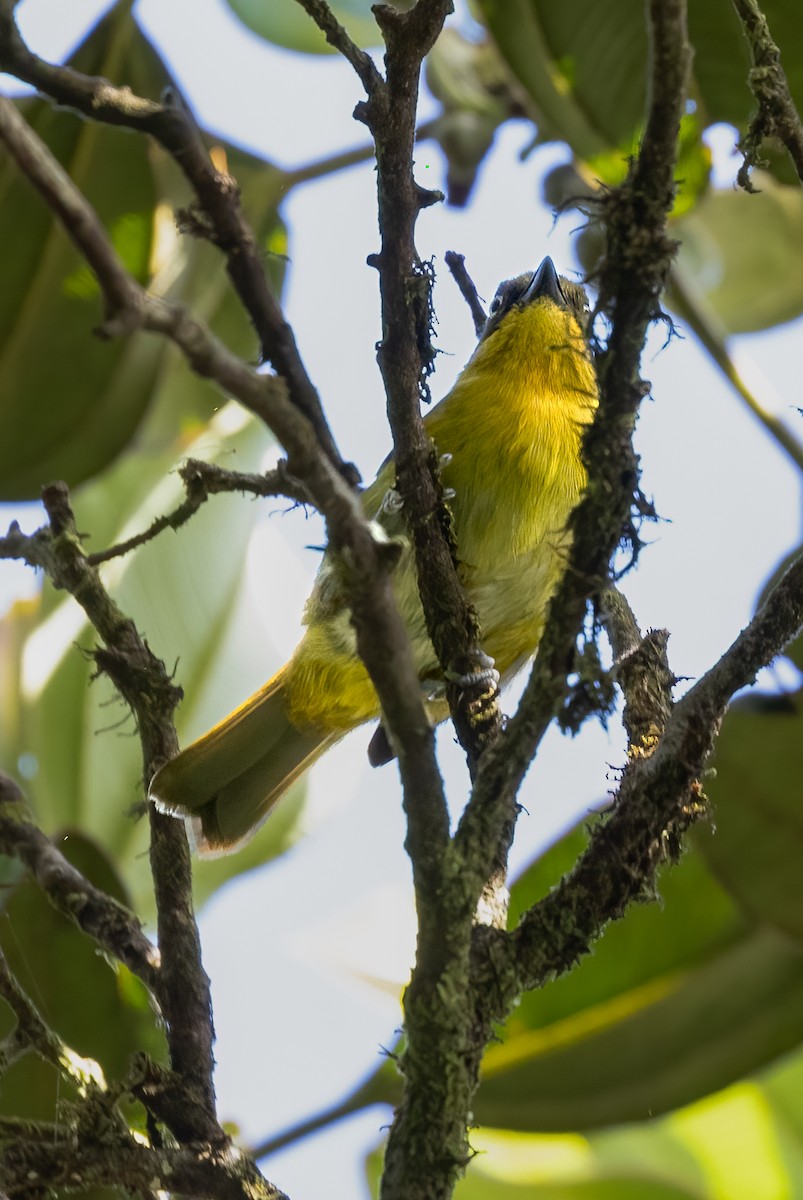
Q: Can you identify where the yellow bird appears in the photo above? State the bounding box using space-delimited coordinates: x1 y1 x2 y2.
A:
149 258 599 853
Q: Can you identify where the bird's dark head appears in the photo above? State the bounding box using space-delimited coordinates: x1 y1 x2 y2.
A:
480 257 589 344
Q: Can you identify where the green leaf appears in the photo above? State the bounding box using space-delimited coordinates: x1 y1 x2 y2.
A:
453 1128 702 1198
762 1043 803 1146
687 0 803 130
362 824 803 1131
452 1060 803 1198
694 687 803 944
0 6 162 500
0 598 39 773
478 0 712 214
467 823 802 1133
477 0 803 157
367 1035 803 1198
474 923 803 1131
366 1132 700 1198
507 823 742 1032
0 830 166 1120
0 4 289 499
225 0 393 54
478 0 648 159
672 174 803 334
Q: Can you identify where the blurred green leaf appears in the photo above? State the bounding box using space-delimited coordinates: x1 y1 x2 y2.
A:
0 597 39 772
507 823 742 1032
474 923 803 1131
763 1043 803 1146
0 830 165 1121
451 1067 803 1198
478 0 712 216
0 5 161 499
456 1048 803 1199
687 0 803 130
361 823 803 1131
478 0 803 157
470 772 803 1132
478 0 648 159
694 687 803 943
425 29 519 207
226 0 387 53
451 1130 701 1198
367 1036 803 1199
0 3 288 500
672 173 803 334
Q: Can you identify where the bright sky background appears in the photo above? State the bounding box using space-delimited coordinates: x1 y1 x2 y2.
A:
2 1 802 1197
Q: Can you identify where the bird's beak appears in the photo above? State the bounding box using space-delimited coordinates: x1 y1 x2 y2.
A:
522 256 566 307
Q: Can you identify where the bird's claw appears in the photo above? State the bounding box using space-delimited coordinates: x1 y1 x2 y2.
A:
380 487 404 515
444 651 499 690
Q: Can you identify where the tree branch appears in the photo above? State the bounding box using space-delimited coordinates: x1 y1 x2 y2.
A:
0 1135 290 1200
302 0 502 776
731 0 803 188
38 482 224 1143
501 550 803 994
296 0 460 892
373 2 690 1190
461 0 690 877
0 773 160 994
2 489 297 1192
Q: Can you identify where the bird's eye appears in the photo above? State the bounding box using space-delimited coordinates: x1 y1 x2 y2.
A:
489 295 502 315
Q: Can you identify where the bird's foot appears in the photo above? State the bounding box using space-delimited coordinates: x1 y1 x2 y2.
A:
444 650 500 691
446 650 503 751
379 487 404 516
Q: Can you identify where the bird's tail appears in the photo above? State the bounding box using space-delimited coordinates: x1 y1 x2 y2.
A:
148 665 336 855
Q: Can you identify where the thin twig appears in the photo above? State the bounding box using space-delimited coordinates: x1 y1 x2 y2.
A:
444 250 487 336
600 588 674 752
0 946 106 1093
283 116 438 188
731 0 803 187
0 1117 62 1141
87 459 312 566
147 806 221 1140
0 1030 29 1077
293 0 382 90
